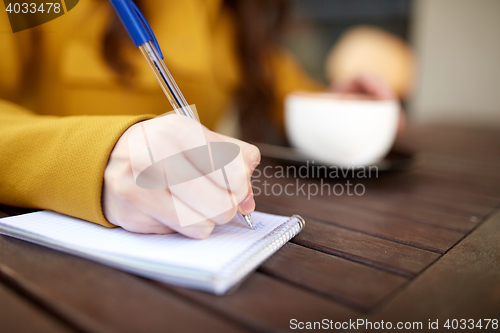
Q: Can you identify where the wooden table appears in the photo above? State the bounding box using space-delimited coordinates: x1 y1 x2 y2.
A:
1 126 499 332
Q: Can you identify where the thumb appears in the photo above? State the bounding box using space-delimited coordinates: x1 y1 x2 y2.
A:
214 133 261 215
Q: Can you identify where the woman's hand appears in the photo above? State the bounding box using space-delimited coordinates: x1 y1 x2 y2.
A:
332 74 406 131
332 74 395 100
102 114 260 239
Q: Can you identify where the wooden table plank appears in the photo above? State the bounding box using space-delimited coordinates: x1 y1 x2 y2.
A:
396 126 500 160
293 219 440 277
257 203 440 277
0 125 498 332
329 192 480 233
421 152 500 180
412 169 500 198
368 209 500 324
365 172 500 216
419 167 500 194
0 206 37 218
337 148 500 200
307 174 486 233
0 234 253 333
256 189 465 253
256 150 500 217
0 281 75 333
260 243 408 312
166 273 360 333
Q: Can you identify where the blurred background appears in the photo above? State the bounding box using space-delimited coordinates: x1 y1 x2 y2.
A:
284 0 500 127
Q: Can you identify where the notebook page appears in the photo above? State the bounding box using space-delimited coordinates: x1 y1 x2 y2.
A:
0 211 290 273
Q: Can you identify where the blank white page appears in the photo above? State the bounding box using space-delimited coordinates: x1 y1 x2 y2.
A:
0 211 290 273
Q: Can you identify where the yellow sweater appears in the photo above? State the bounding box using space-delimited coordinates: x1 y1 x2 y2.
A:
0 0 319 227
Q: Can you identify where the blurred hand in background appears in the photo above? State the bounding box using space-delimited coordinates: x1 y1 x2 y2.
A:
331 74 406 132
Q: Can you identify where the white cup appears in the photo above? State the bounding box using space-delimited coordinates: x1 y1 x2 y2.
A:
285 92 399 167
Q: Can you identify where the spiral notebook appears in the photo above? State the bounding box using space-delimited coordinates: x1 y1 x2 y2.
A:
0 211 305 294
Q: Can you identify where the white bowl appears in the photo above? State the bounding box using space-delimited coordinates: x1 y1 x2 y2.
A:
285 92 399 167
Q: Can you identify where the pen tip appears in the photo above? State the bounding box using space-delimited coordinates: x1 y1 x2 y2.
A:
243 214 253 229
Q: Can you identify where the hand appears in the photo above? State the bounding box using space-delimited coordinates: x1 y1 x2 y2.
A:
332 74 406 131
103 114 260 238
332 74 395 100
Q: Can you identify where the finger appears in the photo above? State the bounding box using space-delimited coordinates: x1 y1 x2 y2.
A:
238 183 255 215
143 115 258 205
191 130 259 204
162 132 254 222
133 115 257 233
172 220 215 239
106 173 213 239
398 109 406 132
121 221 176 235
215 133 261 176
129 187 217 239
206 205 238 225
150 194 217 238
156 124 245 201
333 79 358 94
164 187 234 230
334 74 395 101
167 167 240 223
142 115 231 194
356 75 394 100
214 133 260 215
109 206 176 235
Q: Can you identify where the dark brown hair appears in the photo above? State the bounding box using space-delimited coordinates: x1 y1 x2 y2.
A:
223 0 289 143
102 0 289 143
102 1 148 85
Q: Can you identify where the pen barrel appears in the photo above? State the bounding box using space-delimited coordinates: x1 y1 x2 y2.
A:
139 42 252 227
139 41 197 120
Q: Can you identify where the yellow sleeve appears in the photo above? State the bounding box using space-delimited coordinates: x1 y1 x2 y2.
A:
0 99 153 227
269 49 326 123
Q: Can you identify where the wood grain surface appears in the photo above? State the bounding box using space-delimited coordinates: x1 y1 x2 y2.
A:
0 281 75 333
0 235 253 333
368 209 500 325
0 126 499 332
259 243 408 311
166 273 359 333
257 203 440 277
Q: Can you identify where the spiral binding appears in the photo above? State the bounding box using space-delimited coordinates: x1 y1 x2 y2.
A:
215 215 306 290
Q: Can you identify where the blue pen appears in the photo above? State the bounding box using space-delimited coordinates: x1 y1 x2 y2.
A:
110 0 253 229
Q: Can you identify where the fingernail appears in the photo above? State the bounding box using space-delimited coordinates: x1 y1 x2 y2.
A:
240 194 255 215
247 145 261 166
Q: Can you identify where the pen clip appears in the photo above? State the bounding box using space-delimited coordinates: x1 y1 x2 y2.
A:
128 0 164 59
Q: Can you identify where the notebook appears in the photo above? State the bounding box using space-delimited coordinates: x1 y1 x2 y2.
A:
0 211 305 294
